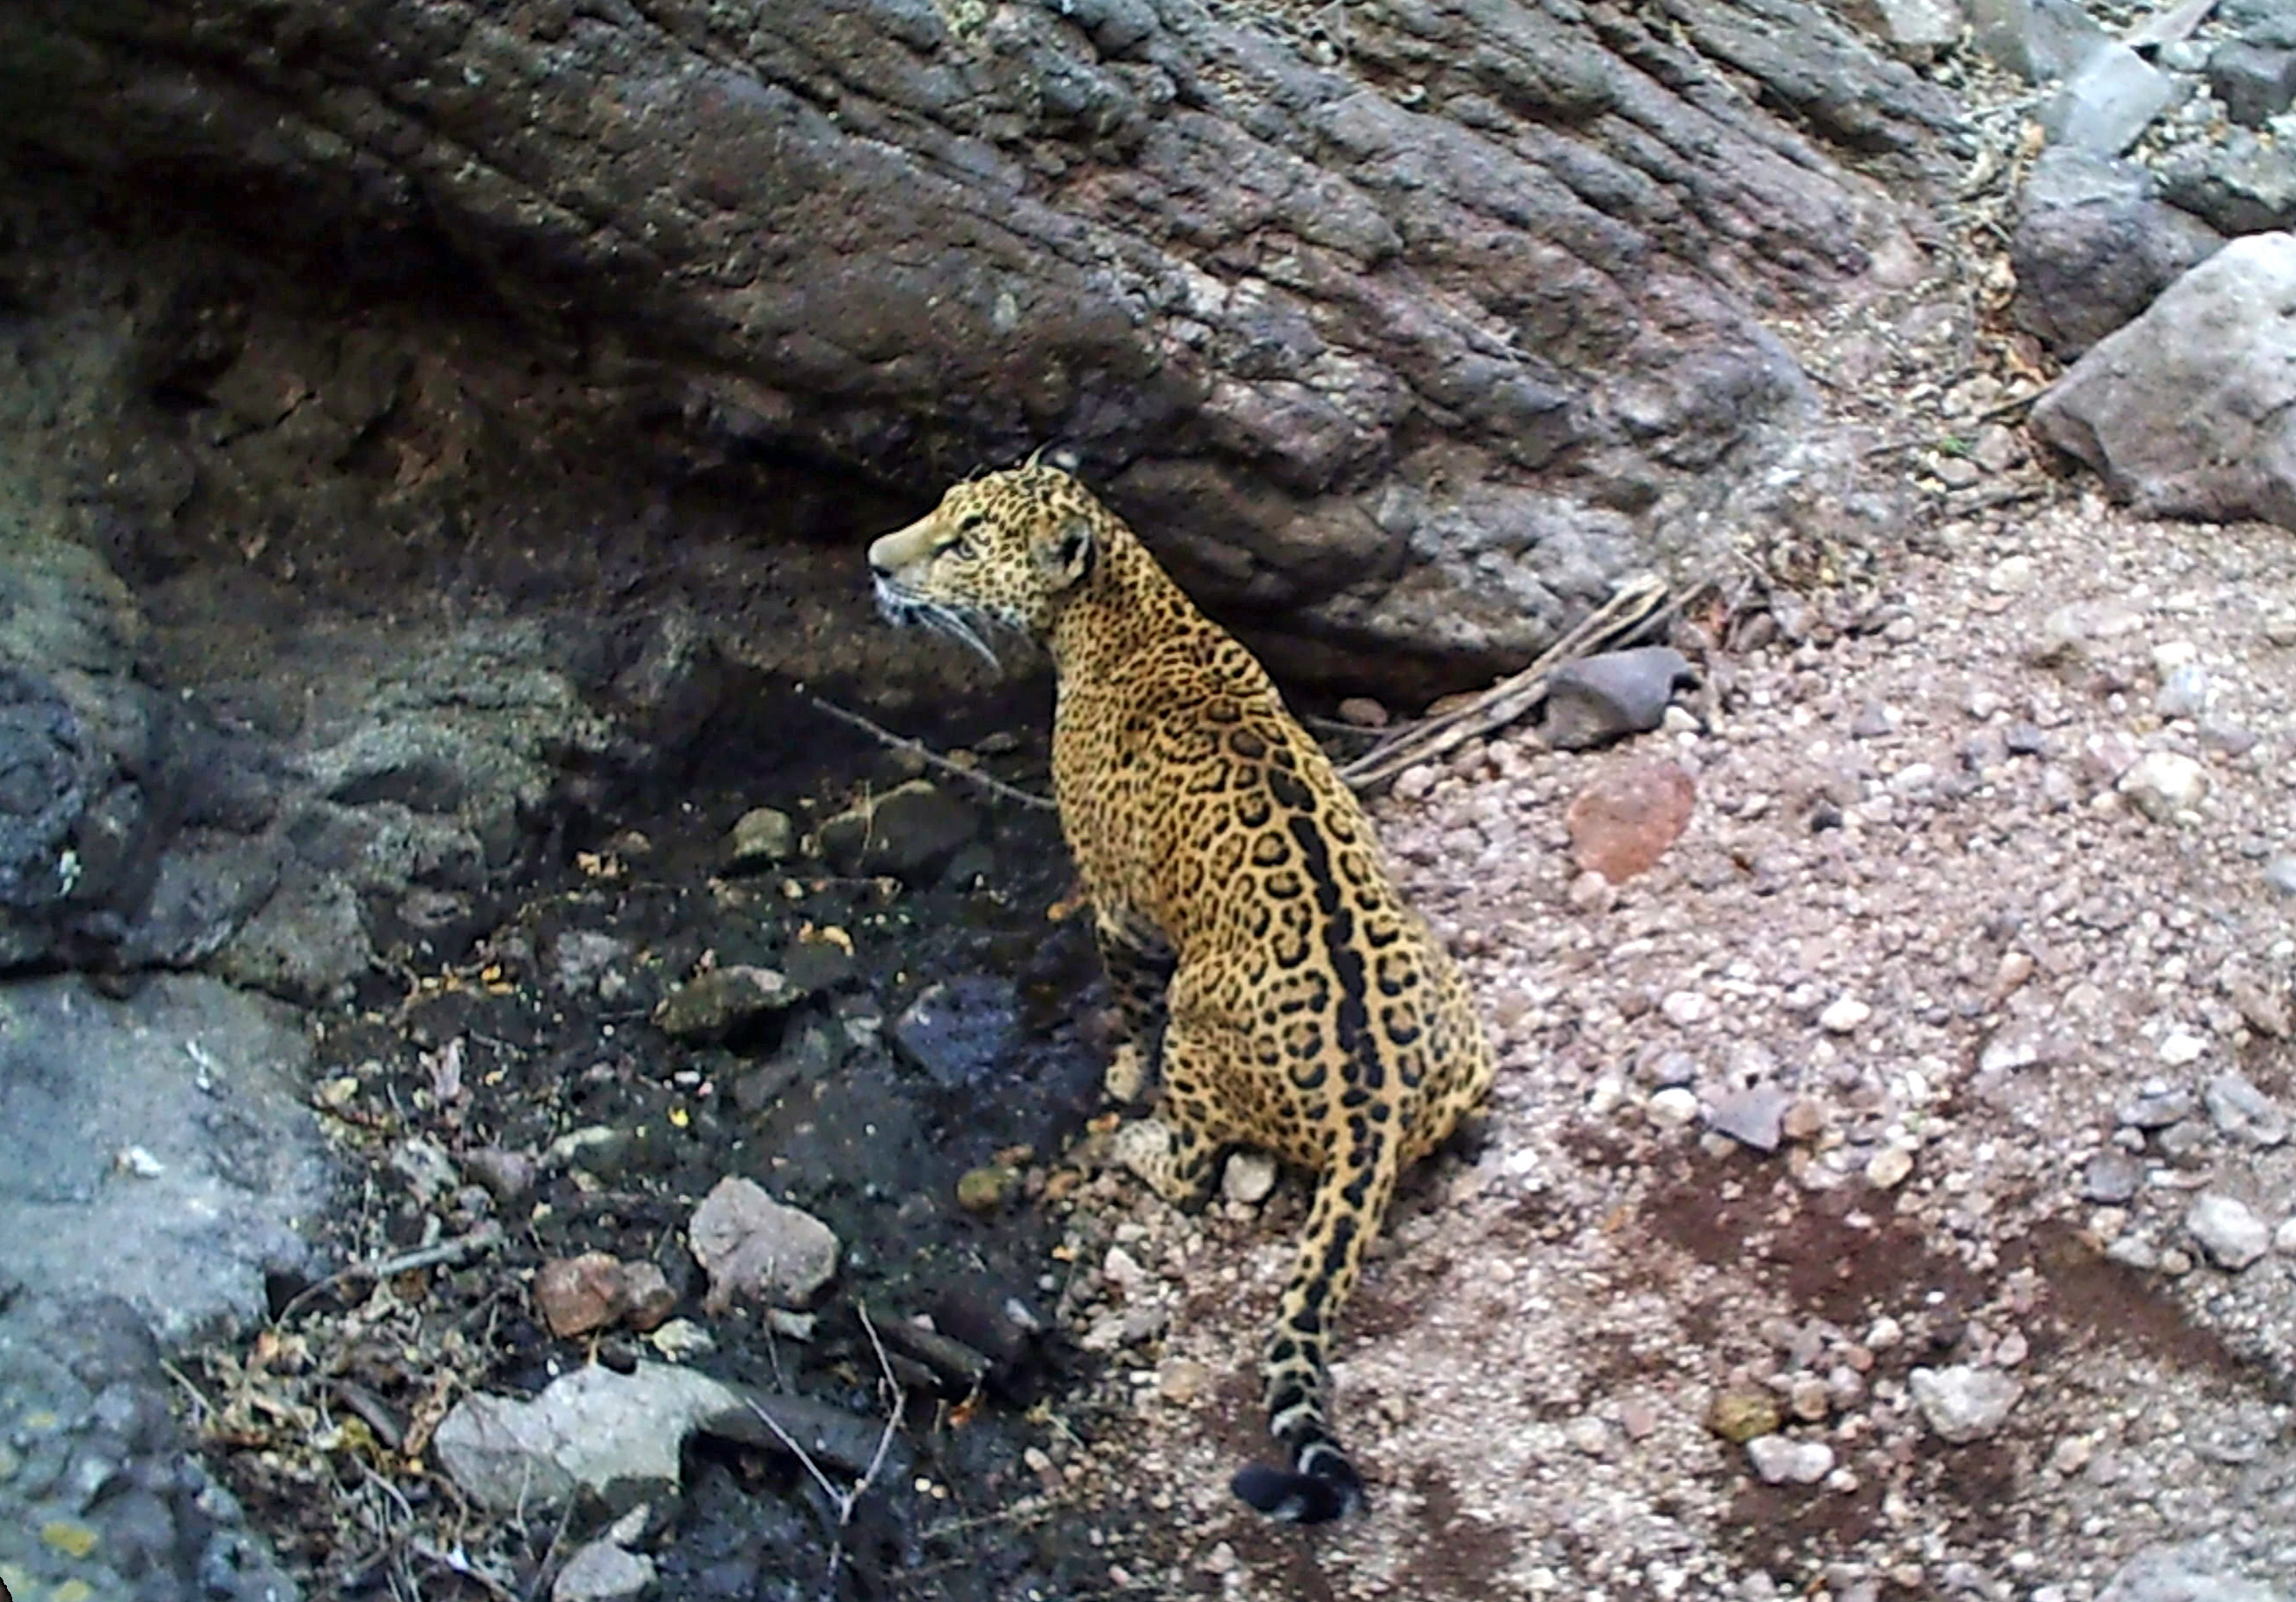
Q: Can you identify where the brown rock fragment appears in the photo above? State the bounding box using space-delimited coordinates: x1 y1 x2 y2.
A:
1567 761 1696 883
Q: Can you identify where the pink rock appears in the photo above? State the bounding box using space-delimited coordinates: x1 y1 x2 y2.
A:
1566 761 1696 884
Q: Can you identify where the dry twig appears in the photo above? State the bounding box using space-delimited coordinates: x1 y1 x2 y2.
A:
740 1303 909 1601
273 1223 505 1326
801 691 1057 812
1337 573 1674 793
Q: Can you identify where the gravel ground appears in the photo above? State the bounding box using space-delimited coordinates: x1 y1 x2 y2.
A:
1034 484 2296 1599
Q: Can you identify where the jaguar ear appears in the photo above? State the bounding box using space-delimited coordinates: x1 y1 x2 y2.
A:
1036 515 1097 588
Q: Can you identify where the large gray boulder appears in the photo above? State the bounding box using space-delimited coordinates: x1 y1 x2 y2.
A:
0 0 1961 688
2033 232 2296 530
2010 148 2223 356
0 974 336 1344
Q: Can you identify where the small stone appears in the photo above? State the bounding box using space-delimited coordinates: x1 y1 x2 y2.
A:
1565 1415 1612 1455
1865 1146 1915 1190
1786 1375 1832 1421
1706 1084 1795 1153
956 1165 1019 1213
1851 701 1894 739
726 807 797 870
2120 1086 2194 1129
818 780 979 878
1908 1365 2022 1442
1540 647 1694 750
2154 664 2210 719
1221 1150 1279 1205
1819 996 1872 1034
1157 1358 1209 1404
1648 1087 1701 1127
1782 1099 1827 1142
654 966 795 1040
2004 721 2049 755
1661 991 1711 1027
2081 1150 2143 1203
2208 39 2296 128
2266 856 2296 898
2276 1217 2296 1256
2185 1194 2270 1269
1336 696 1389 729
1707 1389 1783 1443
688 1177 841 1311
1567 869 1618 913
2203 1071 2289 1146
536 1252 634 1338
2222 975 2290 1038
552 1537 655 1602
1566 761 1697 883
2158 1031 2207 1066
1747 1434 1835 1485
1985 555 2036 594
2118 751 2209 821
41 1520 100 1559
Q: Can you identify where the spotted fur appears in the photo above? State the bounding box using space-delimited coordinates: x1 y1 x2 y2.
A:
868 462 1494 1523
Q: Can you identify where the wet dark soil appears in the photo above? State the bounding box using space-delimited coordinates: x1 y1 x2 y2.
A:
189 689 1150 1601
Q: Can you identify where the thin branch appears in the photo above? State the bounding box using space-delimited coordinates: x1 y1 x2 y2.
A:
801 692 1057 812
273 1223 505 1326
1338 573 1676 793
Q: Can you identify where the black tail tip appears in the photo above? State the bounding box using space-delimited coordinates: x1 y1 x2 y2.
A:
1231 1455 1364 1525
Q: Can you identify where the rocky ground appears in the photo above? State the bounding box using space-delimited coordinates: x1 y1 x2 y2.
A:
5 0 2296 1599
1040 484 2296 1599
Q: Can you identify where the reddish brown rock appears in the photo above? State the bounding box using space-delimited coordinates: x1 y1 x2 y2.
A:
1567 762 1697 884
535 1252 627 1339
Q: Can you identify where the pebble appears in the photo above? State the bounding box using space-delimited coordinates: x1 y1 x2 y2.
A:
726 807 796 869
1985 556 2036 595
1566 761 1697 883
2185 1194 2270 1269
1648 1087 1701 1127
2081 1150 2143 1203
1157 1359 1209 1404
1706 1084 1794 1153
1747 1434 1835 1485
1908 1365 2023 1442
2277 1217 2296 1256
2120 1086 2194 1129
2157 1030 2207 1066
2266 855 2296 898
1865 1146 1915 1190
2118 750 2209 821
1707 1390 1783 1443
2203 1071 2289 1147
1221 1151 1278 1205
2154 664 2210 718
1661 991 1710 1026
1819 996 1872 1034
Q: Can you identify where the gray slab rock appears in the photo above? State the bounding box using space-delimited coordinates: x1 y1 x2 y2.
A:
2210 40 2296 124
2033 233 2296 531
1840 0 1968 62
2011 148 2224 355
0 974 335 1345
1970 0 2112 80
435 1361 894 1514
2224 0 2296 49
2158 131 2296 234
2041 44 2178 155
1540 647 1695 751
2097 1537 2291 1601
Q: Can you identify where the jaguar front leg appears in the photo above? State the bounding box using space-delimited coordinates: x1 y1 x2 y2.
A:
1094 910 1175 1106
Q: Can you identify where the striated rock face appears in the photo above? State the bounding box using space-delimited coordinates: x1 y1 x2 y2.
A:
0 0 1954 686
